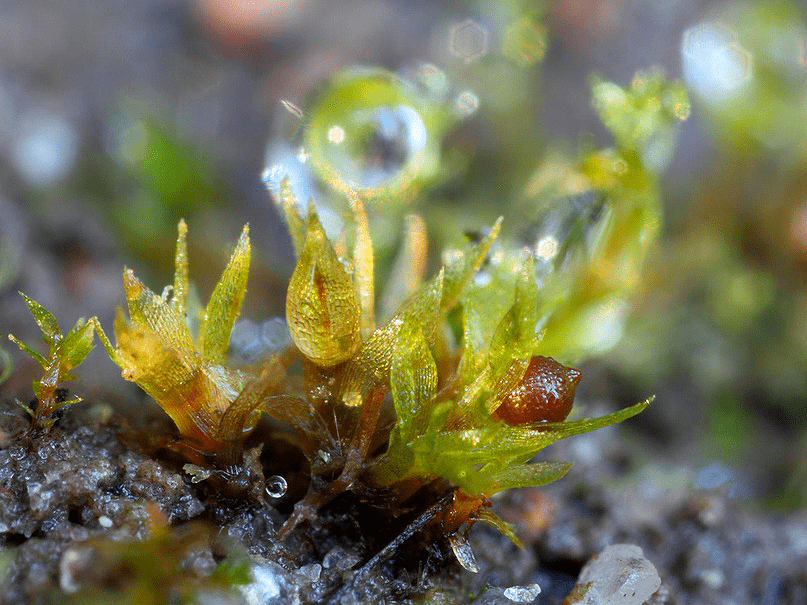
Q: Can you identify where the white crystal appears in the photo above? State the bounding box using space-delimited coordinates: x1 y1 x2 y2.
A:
571 544 661 605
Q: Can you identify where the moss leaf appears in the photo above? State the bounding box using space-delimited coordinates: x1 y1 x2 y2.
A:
286 211 361 367
198 225 251 364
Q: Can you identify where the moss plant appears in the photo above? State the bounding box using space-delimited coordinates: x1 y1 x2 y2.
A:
8 293 101 429
6 70 687 568
86 186 649 556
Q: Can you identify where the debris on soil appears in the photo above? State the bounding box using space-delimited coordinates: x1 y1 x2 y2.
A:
565 544 660 605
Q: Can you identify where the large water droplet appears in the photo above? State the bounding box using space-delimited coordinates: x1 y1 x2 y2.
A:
525 191 609 285
265 475 288 498
304 68 441 196
262 142 343 238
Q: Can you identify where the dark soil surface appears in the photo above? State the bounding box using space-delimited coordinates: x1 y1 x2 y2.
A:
1 394 806 605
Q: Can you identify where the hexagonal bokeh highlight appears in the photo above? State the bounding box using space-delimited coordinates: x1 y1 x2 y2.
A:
449 19 488 64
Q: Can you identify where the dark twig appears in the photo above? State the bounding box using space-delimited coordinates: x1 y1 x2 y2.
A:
326 493 454 604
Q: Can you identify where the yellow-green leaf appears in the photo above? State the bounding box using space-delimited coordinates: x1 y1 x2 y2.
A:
123 269 196 361
286 212 361 367
198 225 251 365
19 292 61 347
391 321 437 443
171 219 189 316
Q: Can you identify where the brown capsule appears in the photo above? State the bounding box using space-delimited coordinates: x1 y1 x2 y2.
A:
493 356 582 425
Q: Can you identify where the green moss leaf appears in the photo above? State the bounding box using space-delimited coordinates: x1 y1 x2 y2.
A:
198 225 251 365
18 292 61 348
286 211 361 367
58 318 96 371
391 321 438 443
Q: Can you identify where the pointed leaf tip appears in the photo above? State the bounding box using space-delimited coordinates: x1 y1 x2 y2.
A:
18 292 60 346
198 225 252 364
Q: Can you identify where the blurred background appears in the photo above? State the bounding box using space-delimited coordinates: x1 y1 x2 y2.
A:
1 0 806 515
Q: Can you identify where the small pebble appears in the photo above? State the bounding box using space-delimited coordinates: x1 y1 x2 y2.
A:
568 544 661 605
503 583 541 602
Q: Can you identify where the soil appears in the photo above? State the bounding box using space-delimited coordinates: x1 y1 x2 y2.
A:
1 392 806 604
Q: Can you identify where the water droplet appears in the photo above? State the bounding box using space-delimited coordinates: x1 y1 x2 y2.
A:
454 91 479 117
304 68 439 196
265 475 288 498
262 142 343 238
448 532 479 573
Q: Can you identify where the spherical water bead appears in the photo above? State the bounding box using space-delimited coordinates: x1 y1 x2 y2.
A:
304 67 445 197
265 475 288 498
493 356 582 425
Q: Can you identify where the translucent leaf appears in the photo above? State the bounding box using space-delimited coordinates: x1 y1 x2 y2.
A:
113 309 202 438
8 334 48 368
286 211 361 367
93 317 118 363
279 178 306 257
58 318 96 371
0 344 11 386
391 321 438 443
198 225 251 364
380 213 427 321
441 217 502 313
123 269 196 359
216 356 284 443
488 254 539 379
479 397 652 462
476 509 522 548
339 270 442 403
487 461 572 491
349 192 375 339
19 292 61 347
171 219 189 316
